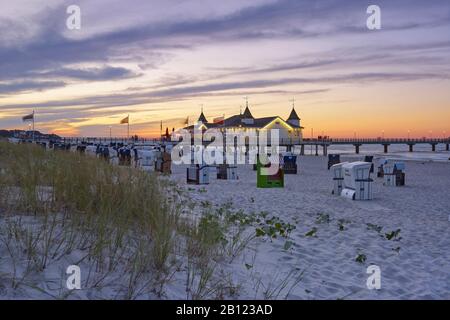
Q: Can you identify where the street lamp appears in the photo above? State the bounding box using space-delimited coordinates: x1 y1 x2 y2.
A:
109 126 112 141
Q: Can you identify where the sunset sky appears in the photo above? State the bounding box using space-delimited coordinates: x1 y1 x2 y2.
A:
0 0 449 138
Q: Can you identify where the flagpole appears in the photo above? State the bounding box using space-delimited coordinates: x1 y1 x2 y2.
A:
224 114 227 163
127 114 130 142
32 110 35 142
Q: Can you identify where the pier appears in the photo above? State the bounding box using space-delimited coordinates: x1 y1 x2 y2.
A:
41 136 450 157
280 138 450 156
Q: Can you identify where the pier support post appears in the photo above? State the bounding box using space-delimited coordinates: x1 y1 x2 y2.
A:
431 143 436 152
300 145 305 155
323 145 328 156
354 144 361 154
383 144 389 153
408 144 414 152
446 144 449 151
315 144 319 156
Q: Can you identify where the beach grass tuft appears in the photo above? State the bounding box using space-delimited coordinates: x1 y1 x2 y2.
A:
0 141 239 299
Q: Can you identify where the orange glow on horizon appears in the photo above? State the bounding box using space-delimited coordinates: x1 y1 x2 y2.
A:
22 113 450 139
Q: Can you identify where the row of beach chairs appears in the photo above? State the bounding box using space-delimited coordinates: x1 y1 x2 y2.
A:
330 154 406 201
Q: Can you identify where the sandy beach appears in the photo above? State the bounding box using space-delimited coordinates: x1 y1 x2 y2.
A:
169 155 450 299
1 140 450 300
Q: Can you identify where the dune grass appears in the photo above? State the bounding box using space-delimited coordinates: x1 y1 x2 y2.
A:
0 141 305 299
0 141 238 299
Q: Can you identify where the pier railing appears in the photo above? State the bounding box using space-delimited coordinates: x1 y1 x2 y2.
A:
57 136 449 146
294 138 450 144
279 137 450 155
324 138 450 144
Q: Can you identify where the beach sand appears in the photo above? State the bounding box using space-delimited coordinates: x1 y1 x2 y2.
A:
1 151 449 299
169 155 450 299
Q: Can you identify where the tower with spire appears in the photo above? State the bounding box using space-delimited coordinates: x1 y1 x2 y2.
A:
198 105 208 123
287 98 300 128
241 96 254 125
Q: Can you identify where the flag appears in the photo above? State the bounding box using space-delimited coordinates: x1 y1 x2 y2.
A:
22 112 34 122
213 116 224 124
184 116 189 125
120 116 129 124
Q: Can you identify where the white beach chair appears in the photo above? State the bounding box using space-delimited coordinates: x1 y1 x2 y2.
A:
187 165 210 184
330 161 348 195
383 161 405 186
341 161 373 200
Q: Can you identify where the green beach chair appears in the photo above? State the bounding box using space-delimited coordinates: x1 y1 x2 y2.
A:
256 155 284 188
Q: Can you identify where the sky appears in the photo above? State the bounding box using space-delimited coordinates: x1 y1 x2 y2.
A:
0 0 449 138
